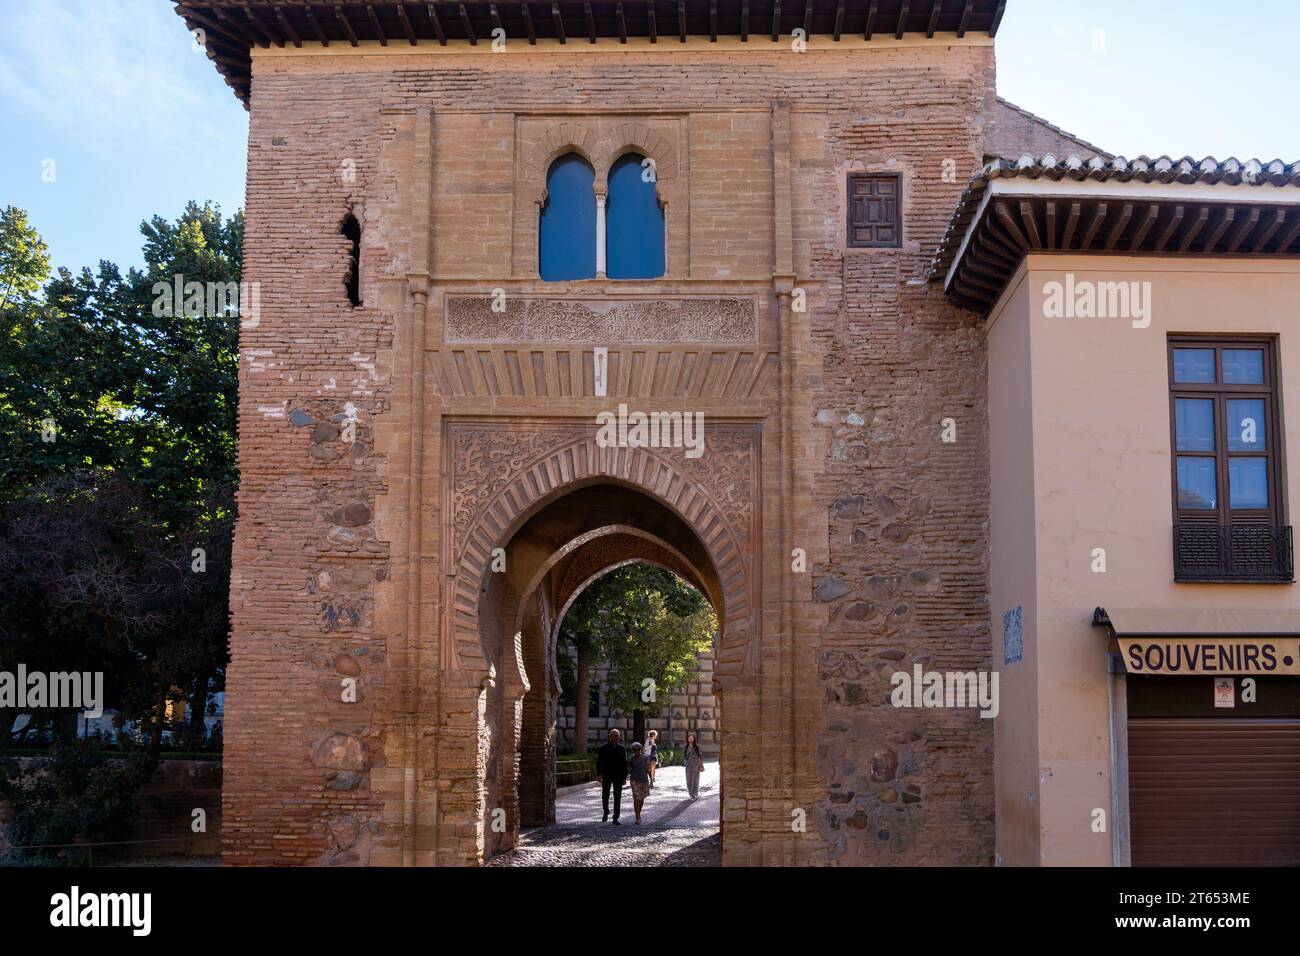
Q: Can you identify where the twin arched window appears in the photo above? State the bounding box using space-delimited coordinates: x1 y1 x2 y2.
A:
539 152 665 281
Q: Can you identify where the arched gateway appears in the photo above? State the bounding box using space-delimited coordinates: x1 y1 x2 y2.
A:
441 424 760 857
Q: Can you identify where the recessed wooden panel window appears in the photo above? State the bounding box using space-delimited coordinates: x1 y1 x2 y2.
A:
1168 336 1292 582
847 173 901 249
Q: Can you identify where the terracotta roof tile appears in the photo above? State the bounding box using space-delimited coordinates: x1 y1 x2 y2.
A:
930 154 1300 282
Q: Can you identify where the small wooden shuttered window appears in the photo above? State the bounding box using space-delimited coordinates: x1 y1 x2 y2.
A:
847 173 902 248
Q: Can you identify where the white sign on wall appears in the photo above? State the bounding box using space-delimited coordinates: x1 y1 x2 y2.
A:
1213 677 1236 709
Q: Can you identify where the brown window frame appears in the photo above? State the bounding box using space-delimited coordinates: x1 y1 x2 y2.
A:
846 173 902 249
1167 335 1291 583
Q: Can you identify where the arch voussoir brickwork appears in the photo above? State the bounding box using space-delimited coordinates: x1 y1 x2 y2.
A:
443 421 760 690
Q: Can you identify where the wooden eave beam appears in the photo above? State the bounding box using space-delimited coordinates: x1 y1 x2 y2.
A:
740 0 748 40
1276 211 1300 253
521 1 537 43
971 227 1020 267
983 220 1025 259
1079 202 1109 248
1201 207 1236 253
802 0 814 40
1224 207 1260 254
1103 203 1133 250
864 0 876 39
895 1 909 39
303 6 330 45
963 253 1010 282
1128 203 1160 251
585 2 597 43
458 3 476 44
994 202 1031 250
832 0 845 40
366 3 390 45
397 2 420 43
926 0 941 37
335 4 361 45
552 2 566 43
956 265 1002 294
1251 208 1287 253
1177 206 1211 253
648 0 658 41
989 0 1006 36
1018 201 1043 248
187 7 260 48
1059 201 1082 248
245 5 283 46
956 0 973 37
274 7 303 47
1153 205 1185 253
427 3 448 44
617 1 628 42
678 0 687 42
711 0 719 40
772 0 781 41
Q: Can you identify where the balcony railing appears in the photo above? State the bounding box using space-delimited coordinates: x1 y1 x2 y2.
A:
1174 524 1294 583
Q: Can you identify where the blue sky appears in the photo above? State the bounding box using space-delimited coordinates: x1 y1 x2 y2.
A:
2 0 1296 275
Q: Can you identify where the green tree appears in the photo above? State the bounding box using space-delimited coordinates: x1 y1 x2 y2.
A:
0 206 50 308
560 564 715 746
0 203 239 750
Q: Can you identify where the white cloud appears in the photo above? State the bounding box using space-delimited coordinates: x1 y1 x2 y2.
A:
0 0 243 156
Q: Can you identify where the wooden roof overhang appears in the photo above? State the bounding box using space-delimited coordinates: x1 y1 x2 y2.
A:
932 155 1300 315
174 0 1007 104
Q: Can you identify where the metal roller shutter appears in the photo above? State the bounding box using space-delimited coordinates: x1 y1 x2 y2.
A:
1128 717 1300 866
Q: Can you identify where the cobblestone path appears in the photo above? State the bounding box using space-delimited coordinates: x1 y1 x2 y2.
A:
487 762 721 867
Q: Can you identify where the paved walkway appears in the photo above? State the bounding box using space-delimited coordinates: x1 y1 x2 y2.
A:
487 761 721 866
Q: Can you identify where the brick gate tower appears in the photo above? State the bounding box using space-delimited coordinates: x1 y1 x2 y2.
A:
179 0 1006 866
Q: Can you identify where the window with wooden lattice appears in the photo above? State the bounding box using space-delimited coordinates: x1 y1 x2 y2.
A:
1168 336 1292 582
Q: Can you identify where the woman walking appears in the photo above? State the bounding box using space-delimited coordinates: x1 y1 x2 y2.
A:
645 729 659 789
628 741 652 824
684 732 704 799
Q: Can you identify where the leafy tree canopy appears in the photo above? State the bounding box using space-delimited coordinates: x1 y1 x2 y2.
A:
560 563 715 719
0 203 239 750
0 205 50 309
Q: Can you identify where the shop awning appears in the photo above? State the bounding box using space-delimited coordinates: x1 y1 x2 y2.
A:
1093 607 1300 676
1093 607 1300 637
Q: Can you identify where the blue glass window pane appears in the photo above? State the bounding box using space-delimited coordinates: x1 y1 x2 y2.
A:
1226 398 1266 452
1223 349 1265 384
540 154 597 281
606 153 665 280
1229 457 1269 509
1176 457 1217 510
1175 398 1215 452
1173 348 1216 383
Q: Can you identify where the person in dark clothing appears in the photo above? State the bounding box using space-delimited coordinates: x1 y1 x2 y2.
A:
595 728 628 824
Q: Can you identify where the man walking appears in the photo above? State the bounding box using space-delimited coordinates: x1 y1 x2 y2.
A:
595 728 628 825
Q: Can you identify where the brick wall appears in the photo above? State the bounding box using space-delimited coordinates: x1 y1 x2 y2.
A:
986 97 1109 159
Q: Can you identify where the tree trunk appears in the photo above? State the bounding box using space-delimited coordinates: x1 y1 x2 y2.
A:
574 637 591 754
189 674 209 738
149 683 168 755
632 709 646 748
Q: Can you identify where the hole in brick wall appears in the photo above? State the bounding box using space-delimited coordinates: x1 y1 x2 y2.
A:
341 211 362 308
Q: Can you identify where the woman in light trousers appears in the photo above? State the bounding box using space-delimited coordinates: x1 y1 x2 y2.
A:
683 732 704 799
